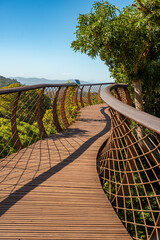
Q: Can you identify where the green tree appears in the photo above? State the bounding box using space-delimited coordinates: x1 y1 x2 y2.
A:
43 109 57 135
71 0 160 112
0 83 52 123
0 117 41 158
0 83 52 158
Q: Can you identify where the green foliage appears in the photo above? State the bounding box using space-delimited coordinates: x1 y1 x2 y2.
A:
0 83 52 158
90 92 99 104
71 1 150 78
71 0 160 116
0 117 41 158
68 86 78 121
0 84 22 119
0 118 16 158
43 109 57 135
0 83 52 123
142 60 160 117
17 119 41 147
0 75 19 88
103 174 157 239
102 146 160 239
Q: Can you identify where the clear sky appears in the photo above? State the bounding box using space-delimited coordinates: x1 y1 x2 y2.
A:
0 0 133 83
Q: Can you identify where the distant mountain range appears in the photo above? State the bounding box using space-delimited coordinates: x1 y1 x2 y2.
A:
13 77 90 86
0 75 113 89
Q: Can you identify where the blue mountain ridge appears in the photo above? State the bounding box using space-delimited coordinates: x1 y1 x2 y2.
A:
13 77 91 85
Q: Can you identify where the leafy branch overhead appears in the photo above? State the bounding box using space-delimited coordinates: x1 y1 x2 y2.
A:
71 0 160 115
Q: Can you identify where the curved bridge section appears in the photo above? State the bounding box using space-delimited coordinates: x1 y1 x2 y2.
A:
98 84 160 240
0 83 131 239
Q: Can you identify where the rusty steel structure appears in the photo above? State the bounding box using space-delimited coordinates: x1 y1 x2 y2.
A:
98 84 160 240
1 82 160 240
0 82 110 159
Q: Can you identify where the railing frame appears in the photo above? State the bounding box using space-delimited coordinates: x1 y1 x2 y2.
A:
11 92 23 151
99 83 160 240
0 82 113 156
101 84 160 135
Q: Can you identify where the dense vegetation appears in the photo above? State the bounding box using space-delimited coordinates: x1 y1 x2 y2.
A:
71 0 160 117
0 83 82 158
0 75 19 88
0 83 50 157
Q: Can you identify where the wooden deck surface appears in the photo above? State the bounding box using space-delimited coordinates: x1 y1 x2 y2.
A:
0 104 131 240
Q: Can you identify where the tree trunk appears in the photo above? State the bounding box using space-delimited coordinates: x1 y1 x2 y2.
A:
132 79 143 111
132 80 159 165
132 79 144 139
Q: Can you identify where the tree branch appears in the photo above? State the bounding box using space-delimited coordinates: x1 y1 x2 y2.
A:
137 0 152 14
134 42 150 74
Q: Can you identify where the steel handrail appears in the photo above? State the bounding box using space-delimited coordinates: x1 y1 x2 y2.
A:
101 83 160 134
0 83 77 95
0 82 114 95
78 82 113 87
98 83 160 239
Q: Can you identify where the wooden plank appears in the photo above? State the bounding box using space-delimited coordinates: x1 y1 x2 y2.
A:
0 104 131 239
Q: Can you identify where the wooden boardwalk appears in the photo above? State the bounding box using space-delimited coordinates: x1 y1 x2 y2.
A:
0 104 131 240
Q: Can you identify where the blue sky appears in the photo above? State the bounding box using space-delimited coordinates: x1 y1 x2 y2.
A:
0 0 133 83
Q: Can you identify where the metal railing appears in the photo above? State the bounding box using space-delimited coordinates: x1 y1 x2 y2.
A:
0 82 112 159
98 84 160 240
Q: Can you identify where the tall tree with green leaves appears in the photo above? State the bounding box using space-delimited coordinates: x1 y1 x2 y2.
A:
71 0 160 112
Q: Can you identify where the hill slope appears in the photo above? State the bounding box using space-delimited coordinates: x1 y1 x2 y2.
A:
0 76 19 88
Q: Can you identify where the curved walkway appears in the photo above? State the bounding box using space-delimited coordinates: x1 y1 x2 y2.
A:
0 104 131 239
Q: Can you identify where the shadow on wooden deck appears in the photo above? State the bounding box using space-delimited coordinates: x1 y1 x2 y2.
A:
0 104 131 240
0 107 110 216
